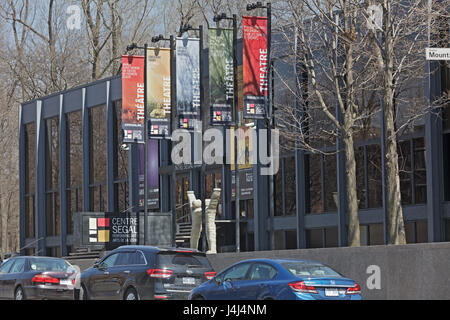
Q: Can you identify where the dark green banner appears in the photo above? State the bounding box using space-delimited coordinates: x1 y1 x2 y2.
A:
209 28 234 125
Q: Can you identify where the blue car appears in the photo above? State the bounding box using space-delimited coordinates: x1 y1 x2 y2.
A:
188 258 362 300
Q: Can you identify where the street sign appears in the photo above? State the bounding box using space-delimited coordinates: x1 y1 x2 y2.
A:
426 48 450 61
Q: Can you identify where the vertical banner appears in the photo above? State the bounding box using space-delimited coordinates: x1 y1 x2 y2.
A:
147 48 171 138
243 16 268 119
176 37 201 131
138 140 160 209
209 28 234 125
121 55 145 143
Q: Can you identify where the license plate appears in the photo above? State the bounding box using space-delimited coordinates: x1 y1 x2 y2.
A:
182 277 196 285
60 279 72 286
325 288 339 297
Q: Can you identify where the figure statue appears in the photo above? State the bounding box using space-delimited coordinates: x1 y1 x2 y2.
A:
205 188 221 254
186 188 221 253
190 199 203 249
187 191 202 250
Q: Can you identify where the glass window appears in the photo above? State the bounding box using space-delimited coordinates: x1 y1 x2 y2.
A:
248 263 277 281
325 227 338 248
9 258 26 274
29 258 71 272
25 123 36 238
355 147 366 209
25 195 35 239
134 251 146 265
281 262 342 278
274 161 283 216
0 259 15 274
100 253 119 268
446 220 450 241
367 145 382 208
398 140 412 205
306 154 322 214
66 111 83 187
176 176 190 223
306 229 323 248
89 105 107 185
157 253 210 268
115 252 135 266
221 263 252 282
114 101 128 180
115 182 129 213
415 220 428 243
66 111 83 235
413 138 426 204
45 117 59 191
25 123 36 194
323 154 337 211
285 157 296 215
67 189 82 235
369 224 384 245
273 231 284 250
285 230 297 250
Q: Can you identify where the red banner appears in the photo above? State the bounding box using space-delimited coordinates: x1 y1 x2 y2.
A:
243 16 268 119
121 55 145 143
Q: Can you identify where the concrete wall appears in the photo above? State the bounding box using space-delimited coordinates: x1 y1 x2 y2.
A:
66 242 450 299
206 242 450 300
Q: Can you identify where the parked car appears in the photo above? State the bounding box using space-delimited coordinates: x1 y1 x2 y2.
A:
78 246 216 300
0 256 78 300
189 258 362 300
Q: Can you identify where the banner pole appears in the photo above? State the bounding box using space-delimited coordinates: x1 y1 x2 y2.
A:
233 14 240 253
144 43 148 245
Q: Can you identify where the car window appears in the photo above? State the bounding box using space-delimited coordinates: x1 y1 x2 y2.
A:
115 252 135 266
222 263 251 281
134 251 146 265
29 258 71 272
248 263 277 281
9 259 26 274
281 262 343 278
157 253 211 268
100 253 119 268
0 259 15 274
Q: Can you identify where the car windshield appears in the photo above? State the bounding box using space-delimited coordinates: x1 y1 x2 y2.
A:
281 262 343 278
157 253 211 268
29 258 72 272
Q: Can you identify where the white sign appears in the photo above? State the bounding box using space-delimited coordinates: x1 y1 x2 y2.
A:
426 48 450 60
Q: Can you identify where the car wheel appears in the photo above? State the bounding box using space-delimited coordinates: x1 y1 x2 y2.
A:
124 288 139 300
15 287 26 300
192 295 204 300
79 285 89 300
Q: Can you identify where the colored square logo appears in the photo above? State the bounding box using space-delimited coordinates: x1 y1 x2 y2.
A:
98 230 110 242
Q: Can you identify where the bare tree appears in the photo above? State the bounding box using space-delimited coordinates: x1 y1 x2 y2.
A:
273 0 387 246
365 0 448 244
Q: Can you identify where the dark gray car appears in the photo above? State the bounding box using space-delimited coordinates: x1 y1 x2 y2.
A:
78 246 215 300
0 256 77 300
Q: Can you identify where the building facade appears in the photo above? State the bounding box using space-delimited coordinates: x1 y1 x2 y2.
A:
19 45 450 258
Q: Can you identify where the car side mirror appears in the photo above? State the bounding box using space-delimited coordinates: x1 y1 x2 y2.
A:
215 277 222 286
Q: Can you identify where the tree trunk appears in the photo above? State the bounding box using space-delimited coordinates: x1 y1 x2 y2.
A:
342 131 360 246
383 0 406 245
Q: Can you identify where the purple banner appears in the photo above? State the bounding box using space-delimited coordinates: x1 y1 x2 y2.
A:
138 140 160 209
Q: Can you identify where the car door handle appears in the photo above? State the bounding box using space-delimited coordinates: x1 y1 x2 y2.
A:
123 270 131 274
